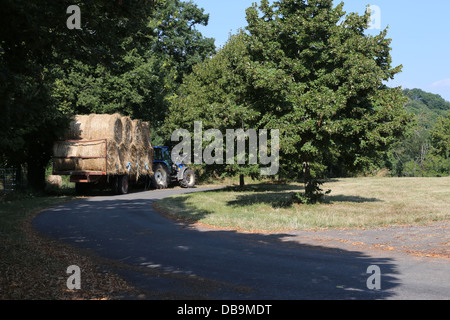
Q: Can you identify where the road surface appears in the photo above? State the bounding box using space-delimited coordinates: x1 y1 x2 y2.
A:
33 187 450 300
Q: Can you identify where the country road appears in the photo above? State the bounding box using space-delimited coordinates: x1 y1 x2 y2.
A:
32 187 450 300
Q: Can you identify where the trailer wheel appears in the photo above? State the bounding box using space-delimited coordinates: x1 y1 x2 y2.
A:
75 183 91 195
152 163 170 189
113 175 129 195
179 169 196 188
118 175 129 194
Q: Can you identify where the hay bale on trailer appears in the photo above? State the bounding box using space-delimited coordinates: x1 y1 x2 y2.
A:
131 119 143 146
87 113 123 145
53 139 108 172
121 116 133 150
53 114 153 194
63 115 90 140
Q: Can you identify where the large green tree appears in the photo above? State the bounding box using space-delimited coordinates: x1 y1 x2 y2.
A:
165 0 411 202
50 0 215 126
243 0 411 202
164 31 261 185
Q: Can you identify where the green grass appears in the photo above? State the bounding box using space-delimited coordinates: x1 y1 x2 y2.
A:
156 177 450 232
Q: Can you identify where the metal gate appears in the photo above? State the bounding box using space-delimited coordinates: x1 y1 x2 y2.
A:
0 168 17 191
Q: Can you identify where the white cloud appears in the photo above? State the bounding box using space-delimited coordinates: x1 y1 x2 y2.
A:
431 78 450 88
427 79 450 102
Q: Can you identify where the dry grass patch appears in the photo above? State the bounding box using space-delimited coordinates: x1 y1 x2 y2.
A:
157 177 450 232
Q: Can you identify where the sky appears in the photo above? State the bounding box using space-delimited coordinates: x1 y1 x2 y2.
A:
192 0 450 102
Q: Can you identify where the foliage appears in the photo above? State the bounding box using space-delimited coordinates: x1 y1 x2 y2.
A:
387 89 450 177
48 0 215 126
0 0 215 190
163 31 261 184
430 110 450 159
165 0 411 203
244 0 411 203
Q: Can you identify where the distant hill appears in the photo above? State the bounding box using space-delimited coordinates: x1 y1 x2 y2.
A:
403 88 450 129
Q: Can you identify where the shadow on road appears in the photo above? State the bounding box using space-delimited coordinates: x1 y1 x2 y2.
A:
33 191 400 300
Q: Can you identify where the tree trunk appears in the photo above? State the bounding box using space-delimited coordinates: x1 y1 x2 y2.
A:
303 161 311 194
239 174 245 187
15 166 24 191
27 161 46 192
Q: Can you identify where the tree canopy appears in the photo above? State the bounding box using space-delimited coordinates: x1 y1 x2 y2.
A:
386 88 450 177
0 0 215 189
164 0 411 202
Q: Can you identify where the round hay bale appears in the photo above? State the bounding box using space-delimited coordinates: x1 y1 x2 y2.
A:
63 115 90 140
87 114 123 144
105 141 121 174
118 143 128 175
140 148 153 176
128 144 138 177
141 121 151 149
121 116 133 150
131 119 143 147
53 141 76 158
46 175 63 187
53 158 82 172
137 148 148 177
53 140 109 173
75 140 121 174
54 140 106 158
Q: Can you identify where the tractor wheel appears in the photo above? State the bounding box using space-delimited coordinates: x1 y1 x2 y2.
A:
113 175 129 195
179 169 196 188
152 164 170 189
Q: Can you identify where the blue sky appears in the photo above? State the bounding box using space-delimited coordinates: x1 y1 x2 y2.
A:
193 0 450 102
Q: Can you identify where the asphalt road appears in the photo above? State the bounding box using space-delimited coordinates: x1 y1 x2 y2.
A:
33 187 450 300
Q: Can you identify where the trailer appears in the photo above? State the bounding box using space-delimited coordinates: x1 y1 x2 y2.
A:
52 114 196 195
52 114 154 195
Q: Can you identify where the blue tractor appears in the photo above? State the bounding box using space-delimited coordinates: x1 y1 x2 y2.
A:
151 146 196 189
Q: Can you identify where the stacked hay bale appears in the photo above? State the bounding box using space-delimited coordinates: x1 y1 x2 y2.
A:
53 114 153 179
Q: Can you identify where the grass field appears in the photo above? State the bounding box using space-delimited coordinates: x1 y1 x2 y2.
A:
156 177 450 232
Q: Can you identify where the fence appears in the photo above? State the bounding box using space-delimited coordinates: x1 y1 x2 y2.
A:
0 168 17 191
0 168 26 191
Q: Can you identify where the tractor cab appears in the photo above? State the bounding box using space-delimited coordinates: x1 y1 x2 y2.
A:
151 146 196 189
153 146 173 168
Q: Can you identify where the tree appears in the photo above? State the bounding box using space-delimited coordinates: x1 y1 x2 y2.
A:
430 111 449 159
163 31 261 186
242 0 410 202
386 90 449 177
47 0 216 122
0 0 80 190
153 0 216 83
403 88 450 129
1 0 215 190
51 0 215 127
